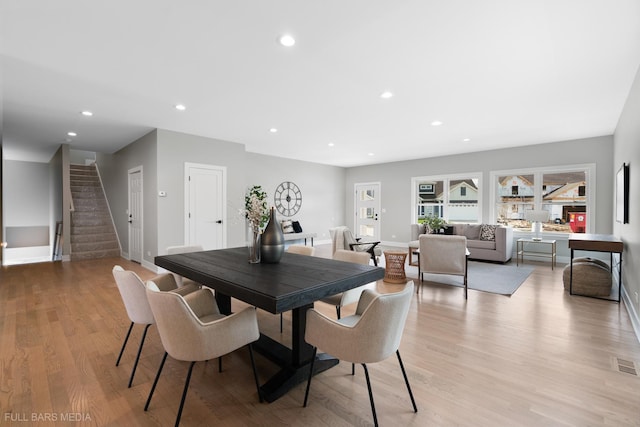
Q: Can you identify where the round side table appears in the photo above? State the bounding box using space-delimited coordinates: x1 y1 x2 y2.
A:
383 251 408 283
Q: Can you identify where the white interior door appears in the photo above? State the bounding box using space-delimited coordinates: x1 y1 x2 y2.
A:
128 167 143 263
185 163 226 250
354 182 381 241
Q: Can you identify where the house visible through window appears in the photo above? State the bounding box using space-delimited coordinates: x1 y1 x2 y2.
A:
412 174 481 224
492 165 593 234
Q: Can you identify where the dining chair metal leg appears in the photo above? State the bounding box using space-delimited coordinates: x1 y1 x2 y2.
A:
248 344 263 403
333 307 355 375
396 350 418 412
145 352 168 411
115 321 134 366
361 363 379 427
175 361 197 427
128 323 151 387
280 313 283 333
303 347 318 407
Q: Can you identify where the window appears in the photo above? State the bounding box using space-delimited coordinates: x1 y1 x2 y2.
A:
412 174 481 224
491 165 594 234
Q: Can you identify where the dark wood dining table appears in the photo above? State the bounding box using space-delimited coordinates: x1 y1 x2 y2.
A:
154 246 385 402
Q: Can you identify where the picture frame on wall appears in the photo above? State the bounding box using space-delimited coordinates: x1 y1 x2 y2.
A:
616 163 629 224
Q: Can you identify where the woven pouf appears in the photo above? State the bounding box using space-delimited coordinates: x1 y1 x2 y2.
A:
562 257 612 296
383 251 408 283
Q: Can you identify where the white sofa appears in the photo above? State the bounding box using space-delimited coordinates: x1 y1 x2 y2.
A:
409 223 514 263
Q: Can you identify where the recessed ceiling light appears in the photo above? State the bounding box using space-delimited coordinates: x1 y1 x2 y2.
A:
380 91 393 99
431 120 443 126
269 128 278 133
67 131 77 137
368 152 375 156
328 142 335 147
463 138 471 142
81 111 93 117
278 34 296 47
175 104 186 111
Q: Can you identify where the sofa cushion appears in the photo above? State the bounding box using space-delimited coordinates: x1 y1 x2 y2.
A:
479 224 497 241
467 239 496 250
464 224 481 240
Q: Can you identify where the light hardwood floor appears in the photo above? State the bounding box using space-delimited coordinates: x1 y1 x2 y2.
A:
1 246 639 426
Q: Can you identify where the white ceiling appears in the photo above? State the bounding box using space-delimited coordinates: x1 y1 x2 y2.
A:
2 1 640 167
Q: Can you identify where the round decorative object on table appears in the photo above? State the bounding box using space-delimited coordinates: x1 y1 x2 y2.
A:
383 251 408 283
261 207 285 263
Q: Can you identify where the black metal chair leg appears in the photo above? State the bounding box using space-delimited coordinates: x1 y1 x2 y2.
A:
280 313 283 333
303 347 318 407
145 352 168 411
128 323 151 388
247 344 263 403
116 322 134 366
396 350 417 412
174 361 196 427
362 363 378 427
218 356 222 373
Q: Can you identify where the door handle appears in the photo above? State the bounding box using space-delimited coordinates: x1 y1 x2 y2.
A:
216 220 223 224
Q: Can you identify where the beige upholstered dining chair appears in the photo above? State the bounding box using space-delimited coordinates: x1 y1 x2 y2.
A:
144 283 262 427
286 244 316 256
165 244 205 288
319 249 374 319
304 281 417 427
418 234 469 299
112 266 199 388
274 245 318 332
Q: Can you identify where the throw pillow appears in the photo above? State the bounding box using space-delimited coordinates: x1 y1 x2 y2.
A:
479 224 497 241
281 220 294 233
464 224 481 240
292 221 303 233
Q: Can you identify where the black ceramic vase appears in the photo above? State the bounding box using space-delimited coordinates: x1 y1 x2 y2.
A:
260 207 284 263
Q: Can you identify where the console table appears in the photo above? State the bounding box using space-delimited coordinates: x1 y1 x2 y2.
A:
516 238 557 270
283 232 317 246
568 233 623 302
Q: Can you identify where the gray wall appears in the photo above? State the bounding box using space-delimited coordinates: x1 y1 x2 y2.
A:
244 152 346 243
155 129 247 252
3 160 52 263
345 135 614 260
97 130 158 265
98 129 347 268
614 64 640 333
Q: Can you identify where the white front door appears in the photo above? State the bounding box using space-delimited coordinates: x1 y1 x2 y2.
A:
354 182 381 241
128 167 143 263
185 163 226 250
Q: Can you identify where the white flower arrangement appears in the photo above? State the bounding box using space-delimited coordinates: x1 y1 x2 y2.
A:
245 185 269 231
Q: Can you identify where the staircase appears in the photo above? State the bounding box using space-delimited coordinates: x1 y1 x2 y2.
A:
70 164 120 260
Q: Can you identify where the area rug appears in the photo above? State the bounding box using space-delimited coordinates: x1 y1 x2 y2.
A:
418 261 535 296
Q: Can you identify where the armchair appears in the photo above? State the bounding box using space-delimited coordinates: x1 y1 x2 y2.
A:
418 234 469 299
329 226 381 266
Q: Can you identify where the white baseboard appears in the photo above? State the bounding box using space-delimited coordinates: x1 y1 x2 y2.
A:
622 286 640 344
